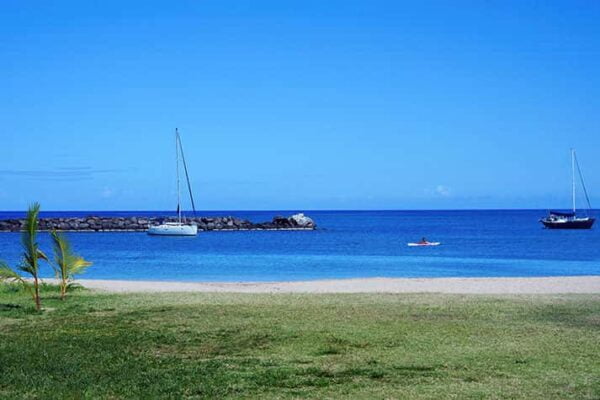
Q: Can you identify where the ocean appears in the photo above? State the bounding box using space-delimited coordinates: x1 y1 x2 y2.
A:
0 210 598 281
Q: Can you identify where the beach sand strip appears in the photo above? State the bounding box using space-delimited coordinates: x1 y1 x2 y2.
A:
62 276 600 294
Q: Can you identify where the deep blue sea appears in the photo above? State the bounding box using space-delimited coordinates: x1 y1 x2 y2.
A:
0 210 599 281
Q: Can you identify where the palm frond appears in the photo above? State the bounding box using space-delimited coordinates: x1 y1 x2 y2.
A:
51 231 68 278
20 202 42 279
37 249 49 261
19 264 33 276
0 261 34 299
21 202 40 255
51 230 92 279
0 262 24 284
51 231 65 278
51 231 68 259
69 257 92 276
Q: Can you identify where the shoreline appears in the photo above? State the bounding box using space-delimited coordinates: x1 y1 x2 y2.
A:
54 276 600 294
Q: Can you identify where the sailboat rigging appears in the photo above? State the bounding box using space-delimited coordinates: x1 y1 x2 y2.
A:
540 149 595 229
147 128 199 236
178 132 196 217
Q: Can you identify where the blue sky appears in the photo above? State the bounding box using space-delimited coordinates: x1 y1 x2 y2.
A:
1 1 599 210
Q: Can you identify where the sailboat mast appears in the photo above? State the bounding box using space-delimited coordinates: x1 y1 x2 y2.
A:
574 150 593 212
177 133 197 216
571 148 576 213
176 128 182 223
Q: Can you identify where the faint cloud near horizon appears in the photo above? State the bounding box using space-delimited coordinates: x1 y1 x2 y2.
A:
101 187 114 198
435 185 451 197
0 167 128 181
423 185 452 198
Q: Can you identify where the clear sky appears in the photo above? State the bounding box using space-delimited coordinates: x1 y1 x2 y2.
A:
1 1 600 210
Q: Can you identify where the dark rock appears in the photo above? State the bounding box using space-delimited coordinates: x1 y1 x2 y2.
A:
0 214 316 232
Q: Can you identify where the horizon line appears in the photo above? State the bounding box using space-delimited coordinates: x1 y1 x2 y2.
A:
0 208 596 213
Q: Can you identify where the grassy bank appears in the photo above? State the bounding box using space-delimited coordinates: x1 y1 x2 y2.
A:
0 284 598 399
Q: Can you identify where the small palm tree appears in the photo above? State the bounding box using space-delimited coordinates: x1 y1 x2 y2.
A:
0 203 48 310
51 231 92 299
0 260 35 301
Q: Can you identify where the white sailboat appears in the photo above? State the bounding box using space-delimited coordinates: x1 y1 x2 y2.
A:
148 129 198 236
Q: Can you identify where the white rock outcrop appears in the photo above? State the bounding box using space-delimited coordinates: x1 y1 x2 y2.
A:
290 213 315 228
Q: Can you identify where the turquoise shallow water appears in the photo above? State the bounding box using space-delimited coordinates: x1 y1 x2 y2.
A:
0 210 599 281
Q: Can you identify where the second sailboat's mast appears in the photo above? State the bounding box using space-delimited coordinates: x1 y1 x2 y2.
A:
176 128 181 223
571 149 576 214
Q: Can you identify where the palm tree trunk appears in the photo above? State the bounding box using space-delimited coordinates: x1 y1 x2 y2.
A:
34 276 41 311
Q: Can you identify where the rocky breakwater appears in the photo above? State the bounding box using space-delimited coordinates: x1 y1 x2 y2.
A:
0 213 316 232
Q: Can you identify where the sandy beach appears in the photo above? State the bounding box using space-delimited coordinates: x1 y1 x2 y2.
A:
65 276 600 294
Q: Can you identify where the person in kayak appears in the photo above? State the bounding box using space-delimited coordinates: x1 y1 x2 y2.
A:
419 237 428 244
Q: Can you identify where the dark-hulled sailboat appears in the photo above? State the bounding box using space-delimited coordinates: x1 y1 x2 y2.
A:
540 149 595 229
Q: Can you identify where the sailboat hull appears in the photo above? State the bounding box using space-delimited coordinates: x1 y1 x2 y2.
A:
540 218 595 229
147 223 198 236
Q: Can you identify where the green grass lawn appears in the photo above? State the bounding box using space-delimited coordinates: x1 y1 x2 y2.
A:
0 284 599 399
